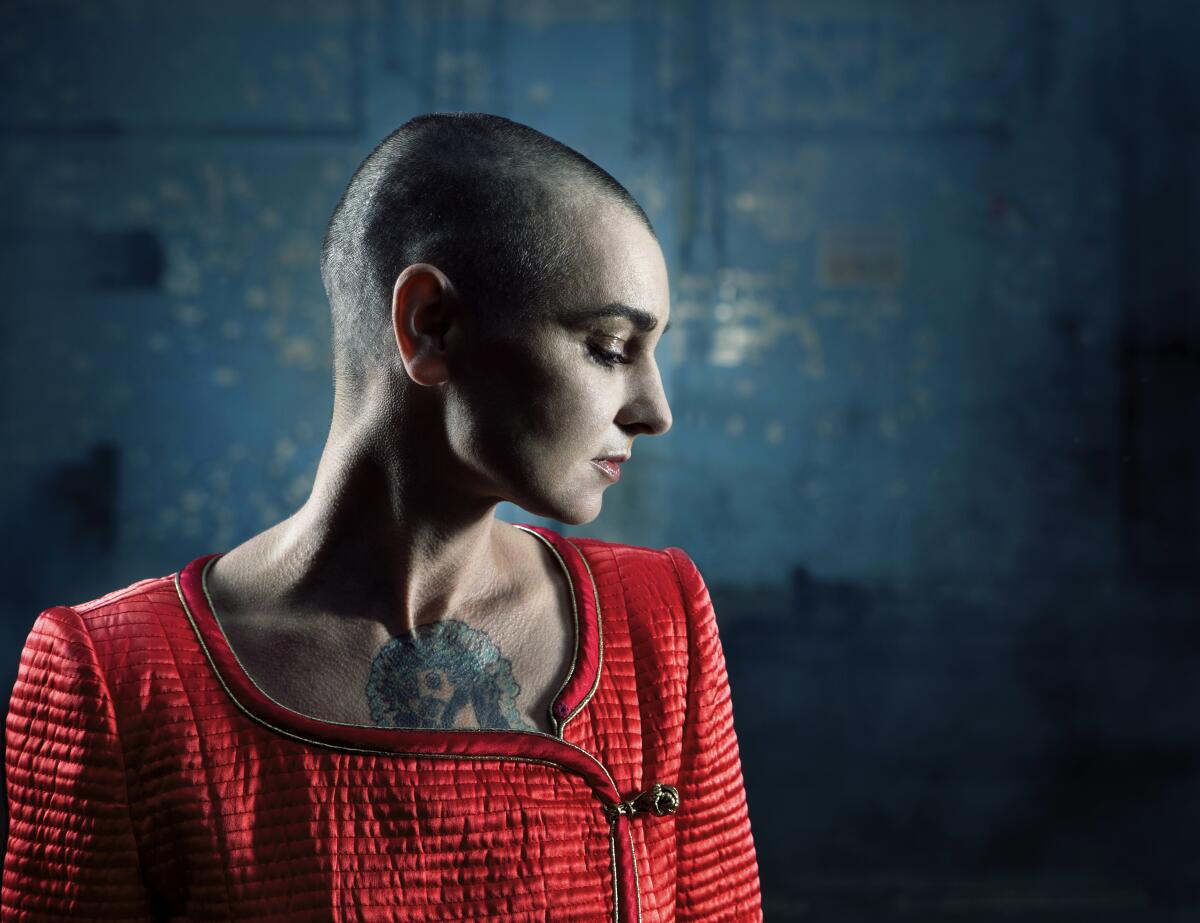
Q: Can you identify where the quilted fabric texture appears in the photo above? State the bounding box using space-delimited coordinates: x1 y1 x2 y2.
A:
3 525 762 921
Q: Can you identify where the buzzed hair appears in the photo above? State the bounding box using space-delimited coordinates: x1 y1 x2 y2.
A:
320 112 656 386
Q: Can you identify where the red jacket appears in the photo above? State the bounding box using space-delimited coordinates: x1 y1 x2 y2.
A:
3 525 762 921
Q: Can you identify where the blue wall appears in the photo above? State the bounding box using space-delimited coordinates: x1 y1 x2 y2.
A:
2 1 1198 917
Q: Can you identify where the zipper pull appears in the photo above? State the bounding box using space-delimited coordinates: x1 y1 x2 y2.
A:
604 782 681 821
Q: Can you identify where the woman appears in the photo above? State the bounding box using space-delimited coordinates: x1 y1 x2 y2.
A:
4 113 762 921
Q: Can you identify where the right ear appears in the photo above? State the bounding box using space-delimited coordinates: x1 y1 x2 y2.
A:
391 263 459 386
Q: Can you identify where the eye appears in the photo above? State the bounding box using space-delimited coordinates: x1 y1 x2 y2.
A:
586 338 629 369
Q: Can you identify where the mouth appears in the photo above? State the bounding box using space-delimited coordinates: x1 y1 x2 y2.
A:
590 457 626 482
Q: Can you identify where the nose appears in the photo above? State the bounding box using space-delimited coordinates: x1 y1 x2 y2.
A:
617 359 673 437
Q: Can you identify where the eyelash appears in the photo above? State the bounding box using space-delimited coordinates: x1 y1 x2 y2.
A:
587 341 628 369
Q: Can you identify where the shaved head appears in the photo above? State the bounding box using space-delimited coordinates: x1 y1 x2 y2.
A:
320 112 657 388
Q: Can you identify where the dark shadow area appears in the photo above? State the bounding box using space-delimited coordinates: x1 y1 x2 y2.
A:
723 570 1200 918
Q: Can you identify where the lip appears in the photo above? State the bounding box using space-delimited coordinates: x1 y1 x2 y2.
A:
590 459 623 482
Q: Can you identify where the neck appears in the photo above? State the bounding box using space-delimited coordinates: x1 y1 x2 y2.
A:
217 386 526 634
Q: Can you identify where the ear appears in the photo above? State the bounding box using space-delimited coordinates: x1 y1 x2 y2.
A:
391 263 458 386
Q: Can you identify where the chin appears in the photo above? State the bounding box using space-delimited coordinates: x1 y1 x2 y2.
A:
513 486 604 526
555 505 602 526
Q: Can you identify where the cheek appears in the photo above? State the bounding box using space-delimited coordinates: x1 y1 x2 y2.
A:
480 346 602 435
514 377 609 452
444 349 562 461
448 336 619 480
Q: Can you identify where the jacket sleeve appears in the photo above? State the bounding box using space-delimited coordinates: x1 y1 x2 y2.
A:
665 548 764 922
2 606 153 920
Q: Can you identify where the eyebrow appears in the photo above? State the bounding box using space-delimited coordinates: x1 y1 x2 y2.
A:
572 302 671 334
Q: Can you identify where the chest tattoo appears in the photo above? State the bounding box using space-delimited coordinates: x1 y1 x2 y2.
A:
365 619 536 731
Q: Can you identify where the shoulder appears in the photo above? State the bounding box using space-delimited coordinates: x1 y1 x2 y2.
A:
566 537 721 709
568 533 671 565
71 572 176 615
13 571 206 739
22 570 190 676
569 533 669 576
69 570 183 637
567 534 709 614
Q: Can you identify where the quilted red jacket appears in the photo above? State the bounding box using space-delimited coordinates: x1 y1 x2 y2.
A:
3 525 761 921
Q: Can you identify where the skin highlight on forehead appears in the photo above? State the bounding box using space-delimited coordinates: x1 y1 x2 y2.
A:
543 196 670 333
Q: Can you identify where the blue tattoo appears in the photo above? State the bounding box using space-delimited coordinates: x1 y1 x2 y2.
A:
366 620 532 731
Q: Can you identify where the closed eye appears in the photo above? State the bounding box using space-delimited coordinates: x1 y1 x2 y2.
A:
586 340 628 368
